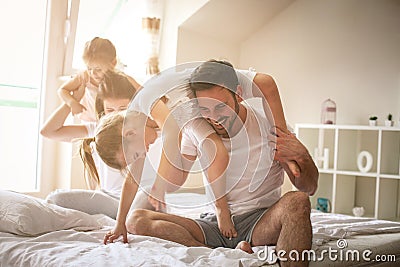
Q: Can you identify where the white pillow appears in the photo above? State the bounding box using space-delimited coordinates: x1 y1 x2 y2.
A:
0 189 101 236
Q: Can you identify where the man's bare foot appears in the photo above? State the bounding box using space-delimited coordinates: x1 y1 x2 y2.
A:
235 241 254 254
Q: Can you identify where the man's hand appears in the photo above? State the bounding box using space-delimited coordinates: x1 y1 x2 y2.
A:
270 126 318 195
270 127 302 176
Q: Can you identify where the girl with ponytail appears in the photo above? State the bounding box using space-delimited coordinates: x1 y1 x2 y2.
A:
41 71 152 218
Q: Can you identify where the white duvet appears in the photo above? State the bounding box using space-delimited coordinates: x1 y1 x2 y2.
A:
0 214 267 267
311 211 400 245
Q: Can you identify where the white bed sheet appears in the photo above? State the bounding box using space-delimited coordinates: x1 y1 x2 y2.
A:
0 214 265 267
1 193 400 267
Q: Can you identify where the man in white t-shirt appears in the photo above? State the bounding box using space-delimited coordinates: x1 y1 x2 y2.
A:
128 60 318 266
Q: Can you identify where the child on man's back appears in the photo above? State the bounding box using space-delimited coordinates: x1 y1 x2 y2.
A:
58 37 140 122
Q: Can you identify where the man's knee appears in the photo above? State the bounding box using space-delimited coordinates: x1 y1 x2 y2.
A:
126 209 151 235
281 191 311 216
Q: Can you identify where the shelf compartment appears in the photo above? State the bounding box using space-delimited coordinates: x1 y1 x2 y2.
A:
354 176 376 218
336 129 378 173
334 174 356 215
378 178 399 220
380 130 400 175
296 123 400 221
296 127 335 170
309 173 333 211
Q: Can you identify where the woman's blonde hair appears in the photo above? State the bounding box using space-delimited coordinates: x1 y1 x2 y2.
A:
79 70 138 188
82 37 116 70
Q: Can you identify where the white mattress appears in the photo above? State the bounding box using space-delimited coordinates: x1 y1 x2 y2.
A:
1 193 400 267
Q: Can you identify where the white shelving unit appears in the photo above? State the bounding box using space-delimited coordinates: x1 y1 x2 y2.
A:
295 123 400 221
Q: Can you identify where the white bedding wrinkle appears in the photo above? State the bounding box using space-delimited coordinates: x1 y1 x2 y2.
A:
0 225 266 267
311 211 400 245
0 190 101 236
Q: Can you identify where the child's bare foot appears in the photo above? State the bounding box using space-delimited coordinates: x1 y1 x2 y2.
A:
235 241 254 254
217 209 237 239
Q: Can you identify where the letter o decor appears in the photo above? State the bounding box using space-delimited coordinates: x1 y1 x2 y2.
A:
357 151 373 173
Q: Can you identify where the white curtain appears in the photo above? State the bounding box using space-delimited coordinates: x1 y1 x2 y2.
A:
142 16 161 75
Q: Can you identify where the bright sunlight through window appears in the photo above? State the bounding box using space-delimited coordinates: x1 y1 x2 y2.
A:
72 0 150 83
0 0 47 191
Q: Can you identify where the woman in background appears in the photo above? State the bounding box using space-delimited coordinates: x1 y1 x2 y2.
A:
41 71 151 219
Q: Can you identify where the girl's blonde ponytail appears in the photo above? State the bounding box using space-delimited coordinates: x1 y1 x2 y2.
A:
79 137 100 189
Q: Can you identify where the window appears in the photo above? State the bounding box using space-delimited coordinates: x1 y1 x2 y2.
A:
0 0 48 191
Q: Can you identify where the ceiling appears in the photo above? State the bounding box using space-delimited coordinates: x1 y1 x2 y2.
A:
179 0 295 43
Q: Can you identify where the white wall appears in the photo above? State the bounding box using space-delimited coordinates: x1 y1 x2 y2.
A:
240 0 400 126
176 28 240 65
170 0 400 195
159 0 209 70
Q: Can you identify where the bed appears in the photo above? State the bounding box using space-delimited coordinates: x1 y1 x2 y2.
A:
1 190 400 267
